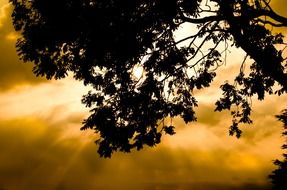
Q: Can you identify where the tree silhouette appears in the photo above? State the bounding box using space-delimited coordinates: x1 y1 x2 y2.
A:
9 0 287 157
269 110 287 189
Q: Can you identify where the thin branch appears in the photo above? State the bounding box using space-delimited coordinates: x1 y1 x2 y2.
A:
188 35 224 71
187 21 220 63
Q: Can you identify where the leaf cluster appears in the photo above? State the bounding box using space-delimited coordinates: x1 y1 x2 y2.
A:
269 110 287 189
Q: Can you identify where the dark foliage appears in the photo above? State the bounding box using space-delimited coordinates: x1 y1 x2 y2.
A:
10 0 287 158
269 110 287 189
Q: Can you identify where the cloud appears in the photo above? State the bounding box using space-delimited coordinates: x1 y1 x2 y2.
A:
0 4 45 91
0 0 7 8
0 56 282 190
0 84 280 190
271 0 287 17
0 107 279 190
0 117 92 190
0 105 279 190
0 76 91 121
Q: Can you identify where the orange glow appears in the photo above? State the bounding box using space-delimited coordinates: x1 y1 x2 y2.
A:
0 1 286 189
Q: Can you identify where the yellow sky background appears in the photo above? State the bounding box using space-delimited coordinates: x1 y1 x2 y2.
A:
1 1 287 190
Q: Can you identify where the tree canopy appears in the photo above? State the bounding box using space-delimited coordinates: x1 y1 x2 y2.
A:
269 110 287 189
9 0 287 157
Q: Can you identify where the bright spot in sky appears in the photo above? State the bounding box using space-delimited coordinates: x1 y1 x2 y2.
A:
132 64 144 80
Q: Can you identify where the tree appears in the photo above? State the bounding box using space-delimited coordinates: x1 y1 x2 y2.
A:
9 0 287 157
269 110 287 189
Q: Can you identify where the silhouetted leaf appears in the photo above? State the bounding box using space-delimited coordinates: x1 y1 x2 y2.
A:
163 126 176 135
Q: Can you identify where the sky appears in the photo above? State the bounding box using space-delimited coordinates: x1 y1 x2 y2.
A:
0 0 287 190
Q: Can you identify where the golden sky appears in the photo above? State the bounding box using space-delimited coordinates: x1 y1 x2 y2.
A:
0 1 287 190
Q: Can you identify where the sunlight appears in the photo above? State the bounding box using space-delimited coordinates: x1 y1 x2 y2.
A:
5 31 18 40
0 77 89 120
132 64 144 80
0 2 7 28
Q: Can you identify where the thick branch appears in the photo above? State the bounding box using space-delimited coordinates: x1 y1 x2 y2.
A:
255 18 286 27
252 9 287 27
179 14 224 24
221 4 287 88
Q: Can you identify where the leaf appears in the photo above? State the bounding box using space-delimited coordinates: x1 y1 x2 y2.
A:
163 126 176 135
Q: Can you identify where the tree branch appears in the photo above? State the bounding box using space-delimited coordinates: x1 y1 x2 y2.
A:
252 9 287 27
179 14 224 24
